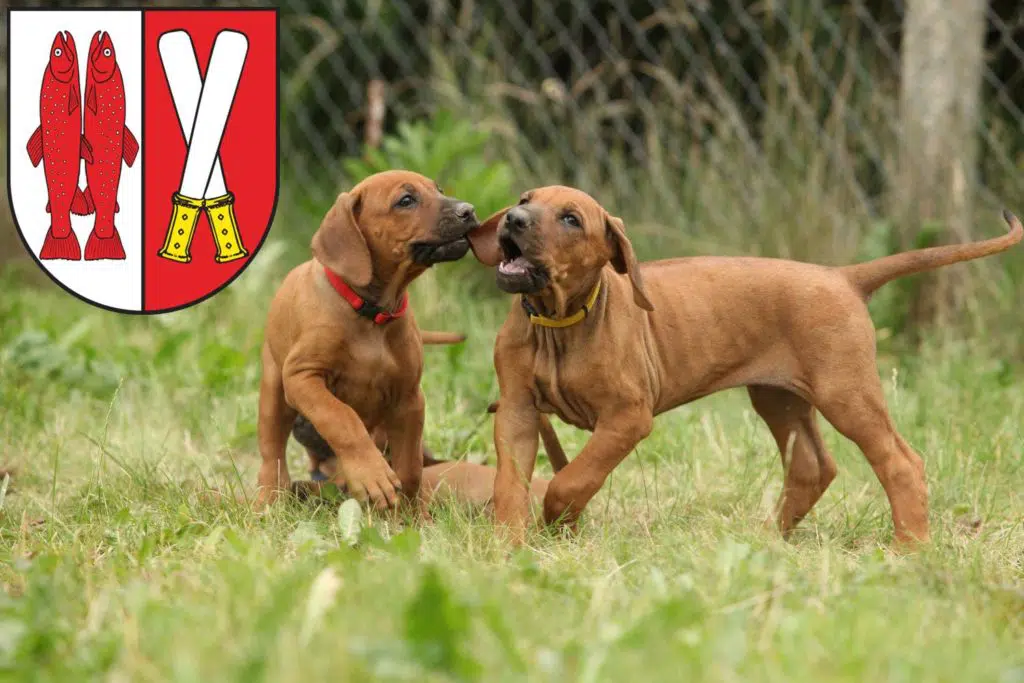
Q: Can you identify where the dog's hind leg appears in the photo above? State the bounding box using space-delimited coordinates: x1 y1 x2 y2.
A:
814 378 929 546
292 414 334 479
748 386 838 536
255 342 297 506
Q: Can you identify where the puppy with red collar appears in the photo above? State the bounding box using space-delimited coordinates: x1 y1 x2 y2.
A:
255 170 479 510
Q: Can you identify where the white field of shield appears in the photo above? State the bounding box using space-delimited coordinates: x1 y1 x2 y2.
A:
7 10 143 311
171 30 247 200
157 30 229 198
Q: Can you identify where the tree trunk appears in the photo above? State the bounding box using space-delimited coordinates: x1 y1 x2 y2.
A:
898 0 987 334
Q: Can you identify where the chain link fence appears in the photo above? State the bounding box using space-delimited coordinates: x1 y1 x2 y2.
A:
4 1 1024 266
273 1 1024 260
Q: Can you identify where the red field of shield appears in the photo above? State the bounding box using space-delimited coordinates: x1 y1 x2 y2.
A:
143 9 277 312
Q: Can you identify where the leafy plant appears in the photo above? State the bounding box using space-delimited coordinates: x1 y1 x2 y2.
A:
403 564 481 681
341 110 515 221
1 328 124 400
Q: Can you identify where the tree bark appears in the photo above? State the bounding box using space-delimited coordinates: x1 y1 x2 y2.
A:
898 0 987 333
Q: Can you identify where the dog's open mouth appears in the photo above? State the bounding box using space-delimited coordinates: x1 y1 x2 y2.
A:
497 235 548 292
497 236 532 276
411 236 471 265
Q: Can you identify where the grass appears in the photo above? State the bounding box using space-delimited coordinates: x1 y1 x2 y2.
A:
1 212 1023 682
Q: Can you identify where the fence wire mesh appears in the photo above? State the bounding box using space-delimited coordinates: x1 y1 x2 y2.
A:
3 1 1023 262
275 1 1024 251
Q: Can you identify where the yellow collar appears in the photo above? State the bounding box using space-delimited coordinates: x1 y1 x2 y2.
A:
523 281 602 328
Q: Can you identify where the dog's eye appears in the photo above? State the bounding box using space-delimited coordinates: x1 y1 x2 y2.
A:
395 194 417 209
517 197 529 206
561 213 582 229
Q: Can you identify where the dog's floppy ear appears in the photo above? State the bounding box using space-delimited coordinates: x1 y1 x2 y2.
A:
311 191 372 287
466 207 509 267
606 214 654 311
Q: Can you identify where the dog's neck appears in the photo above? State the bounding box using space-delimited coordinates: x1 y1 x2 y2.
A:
523 271 604 323
350 260 423 313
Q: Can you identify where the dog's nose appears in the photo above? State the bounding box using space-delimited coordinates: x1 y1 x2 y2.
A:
505 208 529 232
454 202 475 221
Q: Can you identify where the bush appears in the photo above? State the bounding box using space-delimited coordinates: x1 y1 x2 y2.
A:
341 110 515 222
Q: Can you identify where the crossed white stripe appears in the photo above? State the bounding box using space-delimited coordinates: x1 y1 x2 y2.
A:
158 30 247 199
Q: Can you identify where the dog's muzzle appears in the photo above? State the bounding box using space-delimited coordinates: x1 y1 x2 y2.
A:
496 214 549 294
411 201 478 265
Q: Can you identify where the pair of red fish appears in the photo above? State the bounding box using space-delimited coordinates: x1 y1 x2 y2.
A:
27 30 139 261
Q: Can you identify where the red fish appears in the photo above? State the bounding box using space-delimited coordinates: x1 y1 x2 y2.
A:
82 30 138 260
27 31 92 261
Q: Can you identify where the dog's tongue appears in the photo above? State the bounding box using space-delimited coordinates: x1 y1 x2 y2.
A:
499 257 530 275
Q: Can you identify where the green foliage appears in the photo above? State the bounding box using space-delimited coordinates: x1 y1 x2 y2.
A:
403 565 481 681
341 110 515 221
1 328 124 400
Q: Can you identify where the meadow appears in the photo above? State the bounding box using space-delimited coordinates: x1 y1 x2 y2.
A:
1 188 1022 680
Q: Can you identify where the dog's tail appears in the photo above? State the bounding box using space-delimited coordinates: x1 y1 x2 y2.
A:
421 330 467 345
487 401 569 473
841 210 1022 299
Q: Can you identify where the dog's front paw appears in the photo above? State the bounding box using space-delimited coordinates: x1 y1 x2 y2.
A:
337 452 402 511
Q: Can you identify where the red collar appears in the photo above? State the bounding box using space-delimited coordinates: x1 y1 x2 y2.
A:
324 267 408 325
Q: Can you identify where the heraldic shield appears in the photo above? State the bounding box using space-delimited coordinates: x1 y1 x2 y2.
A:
7 8 278 313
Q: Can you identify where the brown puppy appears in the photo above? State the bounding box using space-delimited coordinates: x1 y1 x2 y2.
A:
468 186 1022 546
256 170 478 509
